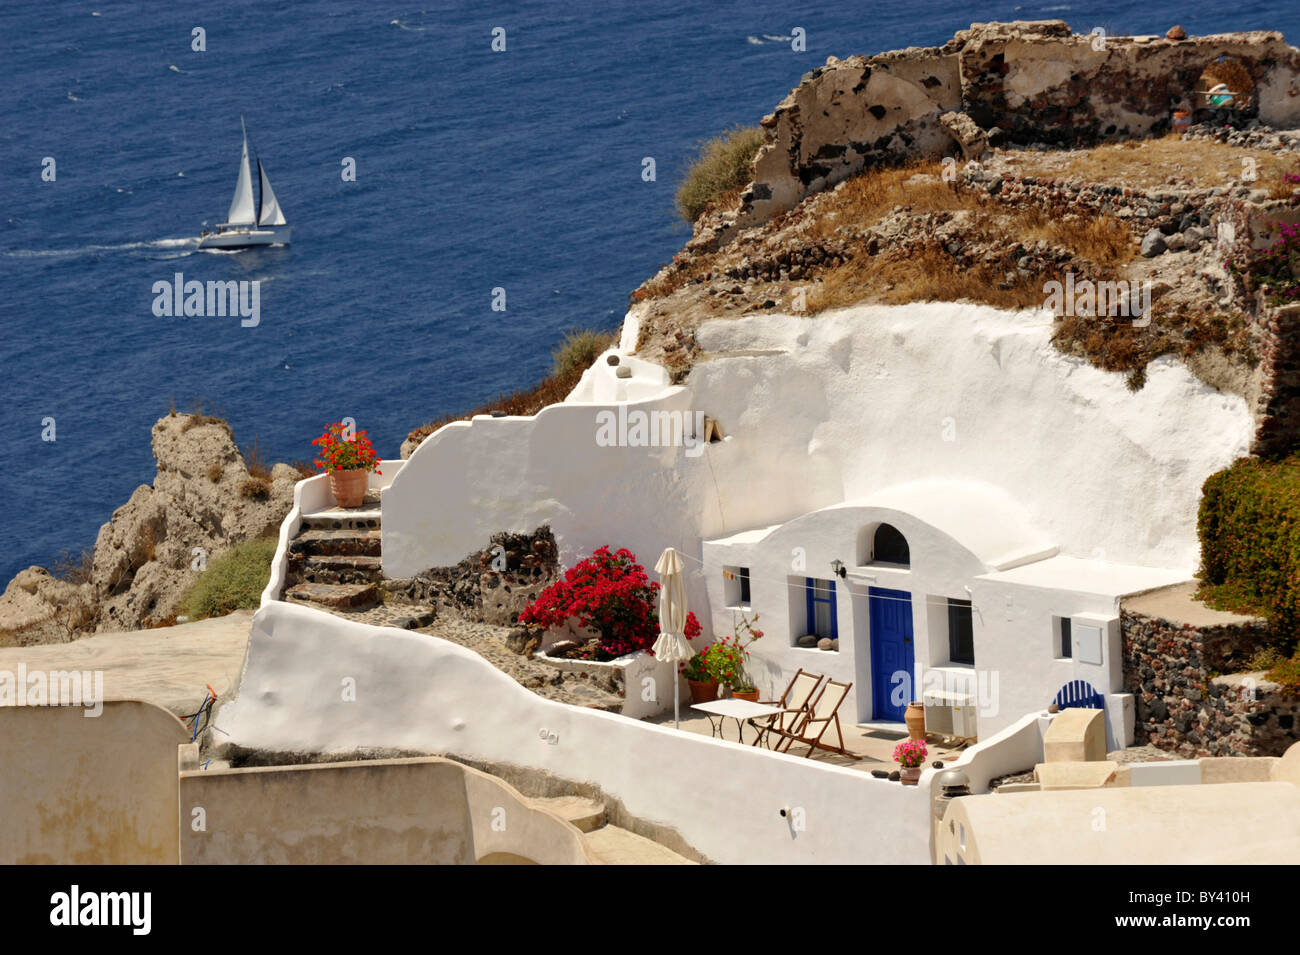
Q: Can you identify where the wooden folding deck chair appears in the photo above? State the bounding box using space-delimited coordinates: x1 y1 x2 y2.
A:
767 678 860 760
749 668 823 749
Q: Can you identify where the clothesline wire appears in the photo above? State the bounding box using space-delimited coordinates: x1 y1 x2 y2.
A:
661 546 981 612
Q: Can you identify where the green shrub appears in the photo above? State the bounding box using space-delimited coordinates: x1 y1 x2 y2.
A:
182 538 277 619
551 328 616 380
1198 453 1300 639
675 125 765 223
1267 653 1300 694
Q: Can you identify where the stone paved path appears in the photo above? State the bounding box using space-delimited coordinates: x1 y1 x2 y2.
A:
314 601 625 711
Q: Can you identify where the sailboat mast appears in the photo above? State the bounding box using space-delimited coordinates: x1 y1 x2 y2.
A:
244 116 263 224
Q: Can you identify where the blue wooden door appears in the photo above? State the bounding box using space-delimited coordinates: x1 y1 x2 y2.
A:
869 587 914 722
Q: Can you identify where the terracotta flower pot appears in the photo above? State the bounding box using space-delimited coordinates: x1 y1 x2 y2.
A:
905 700 926 740
731 689 759 702
900 766 922 786
688 679 719 704
328 468 368 508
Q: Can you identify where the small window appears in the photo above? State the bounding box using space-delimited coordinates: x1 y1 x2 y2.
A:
805 577 838 642
723 566 751 607
872 523 910 566
947 598 974 665
1056 616 1072 659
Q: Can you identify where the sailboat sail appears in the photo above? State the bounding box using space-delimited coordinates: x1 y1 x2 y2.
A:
225 134 257 226
257 160 287 227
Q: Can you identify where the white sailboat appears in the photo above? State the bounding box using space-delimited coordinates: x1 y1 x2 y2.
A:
198 117 291 249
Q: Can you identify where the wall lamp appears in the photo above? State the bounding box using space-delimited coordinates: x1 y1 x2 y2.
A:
830 559 847 579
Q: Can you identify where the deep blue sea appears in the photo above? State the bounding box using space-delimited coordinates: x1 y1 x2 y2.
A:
1 0 1296 583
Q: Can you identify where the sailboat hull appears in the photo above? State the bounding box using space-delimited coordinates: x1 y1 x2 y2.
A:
198 225 292 249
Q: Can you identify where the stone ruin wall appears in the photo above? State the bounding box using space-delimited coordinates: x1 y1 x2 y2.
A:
1122 611 1299 757
736 20 1300 230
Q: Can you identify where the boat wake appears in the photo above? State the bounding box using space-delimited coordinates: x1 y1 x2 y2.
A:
3 237 199 259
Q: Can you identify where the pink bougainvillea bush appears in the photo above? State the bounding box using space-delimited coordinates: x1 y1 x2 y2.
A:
519 546 701 660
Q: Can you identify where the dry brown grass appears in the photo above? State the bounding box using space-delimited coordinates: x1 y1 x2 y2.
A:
1003 209 1135 266
140 524 157 563
806 160 982 237
238 476 271 500
177 398 229 434
50 549 95 585
1022 135 1296 194
240 437 271 481
808 243 1044 313
806 175 1134 316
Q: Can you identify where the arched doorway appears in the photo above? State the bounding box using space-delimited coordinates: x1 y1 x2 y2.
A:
1196 56 1254 114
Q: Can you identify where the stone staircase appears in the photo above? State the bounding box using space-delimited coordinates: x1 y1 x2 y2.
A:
283 503 385 612
527 795 697 865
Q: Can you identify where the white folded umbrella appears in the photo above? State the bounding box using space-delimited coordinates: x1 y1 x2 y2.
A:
653 547 694 729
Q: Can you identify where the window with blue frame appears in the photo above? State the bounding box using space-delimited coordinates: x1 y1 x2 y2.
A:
805 577 838 641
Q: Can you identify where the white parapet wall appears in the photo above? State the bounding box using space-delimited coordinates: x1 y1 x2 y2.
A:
382 385 722 629
216 601 935 865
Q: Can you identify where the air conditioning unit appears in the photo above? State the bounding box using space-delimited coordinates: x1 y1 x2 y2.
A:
923 690 978 741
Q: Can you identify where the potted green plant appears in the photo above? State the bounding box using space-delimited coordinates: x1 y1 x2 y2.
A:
312 422 381 508
681 650 717 704
716 611 764 700
893 737 928 786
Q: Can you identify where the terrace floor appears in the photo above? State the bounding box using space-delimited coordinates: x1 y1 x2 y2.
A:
643 707 968 771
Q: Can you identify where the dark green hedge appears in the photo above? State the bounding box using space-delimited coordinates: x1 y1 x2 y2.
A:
1198 454 1300 639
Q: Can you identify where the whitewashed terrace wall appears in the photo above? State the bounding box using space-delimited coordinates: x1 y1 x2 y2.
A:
217 602 935 865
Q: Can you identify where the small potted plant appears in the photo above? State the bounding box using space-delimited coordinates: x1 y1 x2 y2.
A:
312 422 381 508
681 651 717 704
716 611 764 700
893 738 928 786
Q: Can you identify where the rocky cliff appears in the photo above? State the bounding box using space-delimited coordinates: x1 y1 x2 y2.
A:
0 413 301 644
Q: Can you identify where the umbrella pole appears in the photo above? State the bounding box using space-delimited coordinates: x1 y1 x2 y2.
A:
674 662 680 729
670 654 681 727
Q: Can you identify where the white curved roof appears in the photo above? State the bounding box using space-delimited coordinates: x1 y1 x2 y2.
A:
832 479 1057 571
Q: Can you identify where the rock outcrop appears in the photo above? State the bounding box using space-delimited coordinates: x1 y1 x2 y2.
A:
0 413 301 642
736 20 1300 231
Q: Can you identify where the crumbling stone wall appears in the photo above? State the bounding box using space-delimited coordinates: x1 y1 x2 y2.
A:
738 20 1300 229
1253 305 1300 457
394 526 559 628
1122 611 1299 757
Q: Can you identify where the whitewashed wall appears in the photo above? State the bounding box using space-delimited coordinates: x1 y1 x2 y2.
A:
686 304 1252 571
217 602 934 865
388 304 1250 593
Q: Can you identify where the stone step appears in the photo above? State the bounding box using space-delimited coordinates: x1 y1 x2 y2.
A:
301 511 382 532
582 825 697 865
288 528 382 558
528 795 607 833
284 581 379 610
287 554 384 585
